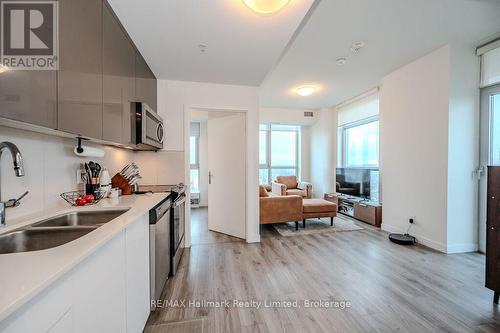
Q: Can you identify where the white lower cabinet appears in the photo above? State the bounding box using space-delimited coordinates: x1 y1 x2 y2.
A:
72 232 127 333
125 214 150 333
0 274 72 333
0 213 151 333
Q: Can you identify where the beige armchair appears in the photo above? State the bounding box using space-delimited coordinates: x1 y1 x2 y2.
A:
272 176 312 199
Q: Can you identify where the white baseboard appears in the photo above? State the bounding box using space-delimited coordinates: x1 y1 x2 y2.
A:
446 243 478 254
246 233 260 243
381 223 478 254
381 223 447 253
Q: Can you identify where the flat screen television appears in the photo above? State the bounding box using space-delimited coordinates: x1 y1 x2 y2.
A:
336 168 379 202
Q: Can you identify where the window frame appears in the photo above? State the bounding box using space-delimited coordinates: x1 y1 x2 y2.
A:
189 135 199 170
189 135 200 193
259 123 300 184
340 116 379 168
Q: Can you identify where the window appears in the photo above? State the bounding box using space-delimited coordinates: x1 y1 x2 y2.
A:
344 119 379 167
259 124 300 185
337 91 380 168
189 123 200 193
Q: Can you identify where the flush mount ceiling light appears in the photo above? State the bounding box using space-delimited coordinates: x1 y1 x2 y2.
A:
242 0 290 15
336 57 347 65
296 85 316 97
350 41 365 53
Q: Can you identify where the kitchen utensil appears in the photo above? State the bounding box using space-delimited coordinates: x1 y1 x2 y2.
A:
95 163 101 178
88 161 96 177
84 162 92 183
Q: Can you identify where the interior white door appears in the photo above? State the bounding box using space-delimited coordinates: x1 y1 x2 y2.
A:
479 84 500 253
207 112 246 239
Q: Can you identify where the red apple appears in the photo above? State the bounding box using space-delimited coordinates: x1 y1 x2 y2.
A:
75 197 87 206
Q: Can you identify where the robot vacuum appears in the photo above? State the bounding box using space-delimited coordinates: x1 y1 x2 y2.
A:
389 233 415 245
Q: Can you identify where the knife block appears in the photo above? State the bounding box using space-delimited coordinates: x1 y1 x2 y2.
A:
112 173 133 195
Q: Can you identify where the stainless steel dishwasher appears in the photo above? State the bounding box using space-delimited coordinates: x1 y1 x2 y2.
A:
149 197 171 311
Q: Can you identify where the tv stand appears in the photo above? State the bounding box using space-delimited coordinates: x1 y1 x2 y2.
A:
324 193 382 227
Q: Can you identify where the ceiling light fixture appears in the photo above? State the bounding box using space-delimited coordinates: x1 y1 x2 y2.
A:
336 57 347 65
296 85 316 97
350 41 365 53
242 0 290 15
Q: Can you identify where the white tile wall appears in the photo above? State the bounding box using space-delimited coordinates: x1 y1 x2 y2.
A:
0 125 185 225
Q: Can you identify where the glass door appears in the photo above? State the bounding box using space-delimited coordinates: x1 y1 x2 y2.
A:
479 84 500 253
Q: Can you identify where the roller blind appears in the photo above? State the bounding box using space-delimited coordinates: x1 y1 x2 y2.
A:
478 39 500 88
337 90 379 126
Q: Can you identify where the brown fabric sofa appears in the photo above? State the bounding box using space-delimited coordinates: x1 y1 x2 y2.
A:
272 175 313 199
259 185 302 230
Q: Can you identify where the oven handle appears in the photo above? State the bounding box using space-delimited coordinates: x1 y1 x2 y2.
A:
173 196 186 207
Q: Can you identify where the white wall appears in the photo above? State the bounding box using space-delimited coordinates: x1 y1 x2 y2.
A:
300 126 311 181
447 43 480 253
380 44 479 253
157 79 260 244
380 46 450 251
0 125 187 226
0 126 133 224
310 108 337 198
260 107 317 126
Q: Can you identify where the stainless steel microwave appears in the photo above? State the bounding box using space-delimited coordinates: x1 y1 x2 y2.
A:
131 102 164 150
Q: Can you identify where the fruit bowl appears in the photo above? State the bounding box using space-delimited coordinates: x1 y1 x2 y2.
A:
60 190 106 206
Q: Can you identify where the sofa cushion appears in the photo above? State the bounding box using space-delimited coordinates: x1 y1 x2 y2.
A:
303 199 337 213
259 185 269 197
276 176 298 189
286 189 307 197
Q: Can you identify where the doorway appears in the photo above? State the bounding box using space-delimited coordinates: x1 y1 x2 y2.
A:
479 84 500 253
187 109 247 246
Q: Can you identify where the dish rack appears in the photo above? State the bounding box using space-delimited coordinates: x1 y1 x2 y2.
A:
60 190 106 206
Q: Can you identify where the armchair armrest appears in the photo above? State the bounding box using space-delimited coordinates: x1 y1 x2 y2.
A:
271 181 286 196
297 181 313 199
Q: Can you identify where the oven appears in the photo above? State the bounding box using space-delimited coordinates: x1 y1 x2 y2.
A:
170 192 186 276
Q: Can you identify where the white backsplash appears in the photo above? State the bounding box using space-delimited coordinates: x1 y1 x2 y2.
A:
0 125 185 225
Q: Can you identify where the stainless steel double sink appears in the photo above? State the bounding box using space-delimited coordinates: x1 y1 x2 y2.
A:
0 209 129 255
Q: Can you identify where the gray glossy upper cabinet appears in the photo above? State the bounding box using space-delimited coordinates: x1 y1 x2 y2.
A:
102 2 135 145
0 70 57 128
57 0 103 139
135 54 157 111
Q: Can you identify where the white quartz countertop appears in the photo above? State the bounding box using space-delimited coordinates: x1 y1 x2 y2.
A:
0 193 169 322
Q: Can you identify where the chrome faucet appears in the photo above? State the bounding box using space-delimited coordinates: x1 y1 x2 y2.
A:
0 142 27 226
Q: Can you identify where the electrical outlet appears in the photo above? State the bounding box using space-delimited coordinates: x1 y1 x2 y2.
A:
76 169 83 184
409 216 416 224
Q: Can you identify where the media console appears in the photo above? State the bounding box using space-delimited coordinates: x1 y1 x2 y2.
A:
324 193 382 227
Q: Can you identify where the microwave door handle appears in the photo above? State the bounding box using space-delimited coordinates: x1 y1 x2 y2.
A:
156 123 164 143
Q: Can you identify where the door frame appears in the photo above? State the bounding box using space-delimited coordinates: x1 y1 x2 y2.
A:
183 105 249 247
479 84 500 253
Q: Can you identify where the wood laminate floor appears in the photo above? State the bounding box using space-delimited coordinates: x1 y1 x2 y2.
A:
146 209 500 333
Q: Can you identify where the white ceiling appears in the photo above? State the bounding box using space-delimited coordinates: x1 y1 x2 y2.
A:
107 0 315 86
259 0 500 109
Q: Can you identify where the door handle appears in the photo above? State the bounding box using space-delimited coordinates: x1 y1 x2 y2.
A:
209 171 212 185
